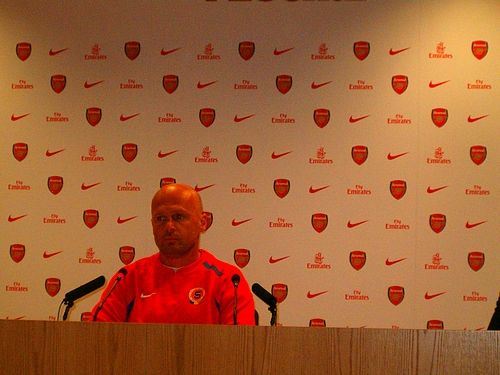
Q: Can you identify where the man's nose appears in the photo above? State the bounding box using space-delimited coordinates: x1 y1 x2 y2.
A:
164 218 176 230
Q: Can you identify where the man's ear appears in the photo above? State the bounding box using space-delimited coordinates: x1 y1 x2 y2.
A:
200 211 208 233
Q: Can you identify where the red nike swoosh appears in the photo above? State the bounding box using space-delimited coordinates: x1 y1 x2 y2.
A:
387 152 409 160
347 220 368 228
11 113 30 121
157 150 178 158
385 257 407 266
81 182 101 191
49 48 68 56
234 114 255 123
84 80 104 89
467 115 489 123
269 256 290 264
232 218 252 226
429 80 450 88
46 149 65 157
274 47 294 56
307 291 328 299
389 47 410 56
424 291 446 300
427 186 448 194
309 185 330 194
197 81 217 89
8 214 27 222
160 47 181 56
43 250 63 259
349 115 370 123
271 151 292 159
117 216 137 224
120 113 140 122
465 221 486 229
194 184 215 192
311 81 332 89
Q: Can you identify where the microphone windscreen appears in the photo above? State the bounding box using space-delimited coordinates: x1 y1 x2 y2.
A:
252 283 277 307
118 268 128 276
65 275 105 302
231 274 240 286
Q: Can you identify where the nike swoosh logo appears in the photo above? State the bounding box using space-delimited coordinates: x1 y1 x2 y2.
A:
197 80 217 89
81 182 101 191
160 47 181 56
232 218 252 227
349 115 370 123
8 214 27 222
424 291 446 300
43 251 63 259
157 150 178 158
389 47 410 55
234 114 255 123
194 184 215 192
274 47 294 56
11 113 30 121
120 113 140 122
46 149 65 157
429 80 450 88
427 186 448 194
385 257 407 266
387 152 409 160
49 48 68 56
309 185 330 194
117 216 137 224
347 220 368 228
140 292 157 299
307 291 328 299
6 316 26 320
311 81 332 89
271 151 292 159
84 80 104 89
467 115 489 123
465 221 486 229
269 256 290 264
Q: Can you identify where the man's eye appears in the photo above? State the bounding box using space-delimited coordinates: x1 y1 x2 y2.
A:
173 214 184 221
156 216 167 222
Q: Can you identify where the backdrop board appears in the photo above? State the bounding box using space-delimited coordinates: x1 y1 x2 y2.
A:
0 0 498 329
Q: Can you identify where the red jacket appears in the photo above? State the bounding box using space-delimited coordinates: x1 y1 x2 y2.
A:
92 250 255 325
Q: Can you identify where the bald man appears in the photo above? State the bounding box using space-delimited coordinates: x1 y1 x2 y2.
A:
92 184 255 325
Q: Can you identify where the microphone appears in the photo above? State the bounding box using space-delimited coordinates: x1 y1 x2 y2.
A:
232 274 240 287
232 274 240 325
252 283 276 307
93 268 127 321
64 275 106 303
62 275 105 321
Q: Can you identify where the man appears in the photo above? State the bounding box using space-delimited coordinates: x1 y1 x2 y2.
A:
92 183 255 324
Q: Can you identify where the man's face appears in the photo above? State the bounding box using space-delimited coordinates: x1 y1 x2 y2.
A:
151 188 205 261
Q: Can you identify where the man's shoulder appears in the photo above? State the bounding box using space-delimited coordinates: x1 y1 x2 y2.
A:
200 249 238 273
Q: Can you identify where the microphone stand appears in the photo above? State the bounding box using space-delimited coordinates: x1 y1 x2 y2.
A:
93 273 124 321
233 290 238 325
231 274 240 325
269 303 277 326
62 298 74 321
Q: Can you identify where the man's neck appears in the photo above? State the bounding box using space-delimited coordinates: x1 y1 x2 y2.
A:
159 249 202 268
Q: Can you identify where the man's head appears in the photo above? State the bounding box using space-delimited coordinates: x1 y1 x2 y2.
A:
151 183 207 266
